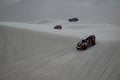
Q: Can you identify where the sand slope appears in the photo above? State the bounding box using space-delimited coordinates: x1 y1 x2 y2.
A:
0 22 120 80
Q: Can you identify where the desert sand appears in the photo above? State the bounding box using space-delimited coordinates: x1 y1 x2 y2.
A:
0 21 120 80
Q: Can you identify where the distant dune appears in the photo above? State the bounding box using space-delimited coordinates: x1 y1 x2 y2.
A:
0 0 120 25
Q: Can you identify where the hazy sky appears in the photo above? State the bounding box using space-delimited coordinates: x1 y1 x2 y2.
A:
0 0 20 8
0 0 120 25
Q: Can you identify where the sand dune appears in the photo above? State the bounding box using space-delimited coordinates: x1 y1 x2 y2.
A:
0 22 120 80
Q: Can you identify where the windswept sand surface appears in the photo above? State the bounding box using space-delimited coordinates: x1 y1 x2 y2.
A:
0 22 120 80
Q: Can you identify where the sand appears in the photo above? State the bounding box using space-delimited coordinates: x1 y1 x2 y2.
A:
0 21 120 80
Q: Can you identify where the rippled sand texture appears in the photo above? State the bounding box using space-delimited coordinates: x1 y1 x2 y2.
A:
0 22 120 80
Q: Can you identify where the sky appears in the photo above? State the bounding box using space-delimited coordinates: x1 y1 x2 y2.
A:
0 0 120 25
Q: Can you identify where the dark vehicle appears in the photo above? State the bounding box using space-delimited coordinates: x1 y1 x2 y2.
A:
68 18 79 22
54 25 62 29
76 35 96 50
76 40 87 50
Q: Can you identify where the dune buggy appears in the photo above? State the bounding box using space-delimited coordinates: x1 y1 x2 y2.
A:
68 18 79 22
76 35 96 50
54 25 62 29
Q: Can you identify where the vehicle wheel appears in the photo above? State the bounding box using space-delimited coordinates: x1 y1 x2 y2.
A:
92 42 96 46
